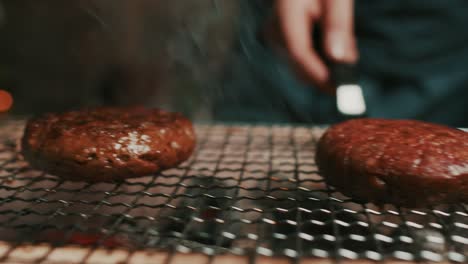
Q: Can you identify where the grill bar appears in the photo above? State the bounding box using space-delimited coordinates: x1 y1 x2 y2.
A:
0 119 466 263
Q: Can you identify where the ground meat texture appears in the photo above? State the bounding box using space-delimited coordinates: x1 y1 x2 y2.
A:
316 118 468 207
21 107 196 182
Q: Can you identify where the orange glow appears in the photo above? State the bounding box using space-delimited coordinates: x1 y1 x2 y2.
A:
0 90 13 112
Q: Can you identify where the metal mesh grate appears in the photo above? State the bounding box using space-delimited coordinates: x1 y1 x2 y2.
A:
0 119 466 263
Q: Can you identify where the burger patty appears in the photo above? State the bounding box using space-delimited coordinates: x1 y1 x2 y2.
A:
316 118 468 207
21 107 196 182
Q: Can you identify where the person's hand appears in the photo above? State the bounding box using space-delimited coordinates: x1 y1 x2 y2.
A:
268 0 358 94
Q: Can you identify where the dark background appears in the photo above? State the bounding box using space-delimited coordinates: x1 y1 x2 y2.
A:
0 0 240 120
1 0 468 127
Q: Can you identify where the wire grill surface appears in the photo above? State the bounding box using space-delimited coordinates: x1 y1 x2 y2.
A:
0 119 466 262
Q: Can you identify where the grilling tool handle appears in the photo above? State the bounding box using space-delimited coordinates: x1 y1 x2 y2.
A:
330 63 359 86
331 63 367 118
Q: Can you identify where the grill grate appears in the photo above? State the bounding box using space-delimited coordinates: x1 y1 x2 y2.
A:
0 119 466 263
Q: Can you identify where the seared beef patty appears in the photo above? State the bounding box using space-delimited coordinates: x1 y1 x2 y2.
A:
316 119 468 207
22 107 196 182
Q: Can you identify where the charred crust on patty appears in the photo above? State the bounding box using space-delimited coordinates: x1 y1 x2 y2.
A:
316 118 468 207
21 107 196 182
